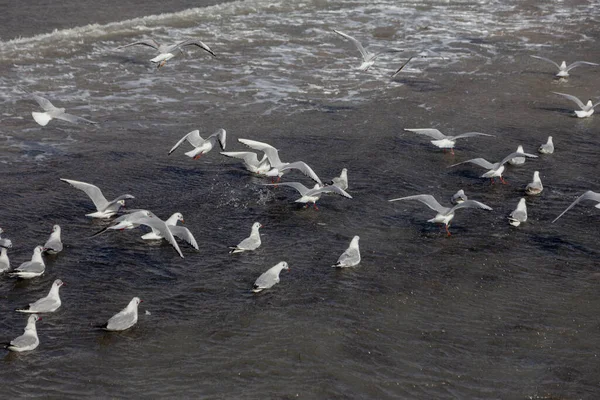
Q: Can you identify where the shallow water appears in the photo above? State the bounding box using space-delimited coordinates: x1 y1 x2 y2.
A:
1 0 600 398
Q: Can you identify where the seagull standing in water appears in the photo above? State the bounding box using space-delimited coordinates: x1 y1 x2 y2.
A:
116 38 215 68
43 225 63 254
332 236 361 268
333 29 400 71
229 222 262 254
60 179 135 218
330 168 348 191
553 92 599 118
169 129 226 160
530 55 599 77
0 227 12 248
4 315 41 352
252 261 289 293
552 190 600 223
0 247 10 273
404 128 493 155
100 297 142 331
389 194 492 236
538 136 554 154
450 189 468 205
29 93 97 126
525 171 543 195
8 246 45 279
16 280 64 313
449 151 538 184
508 145 527 166
509 198 527 227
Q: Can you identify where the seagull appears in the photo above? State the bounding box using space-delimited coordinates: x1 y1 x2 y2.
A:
538 136 554 154
93 210 184 258
509 198 527 227
220 151 271 174
4 315 40 352
229 222 262 254
391 56 414 78
552 190 600 223
8 246 45 279
140 212 199 250
525 171 543 195
404 128 493 155
450 189 468 205
30 93 97 126
100 297 141 331
42 225 63 254
330 168 348 191
333 29 400 71
116 38 215 68
238 138 323 184
252 261 289 293
0 247 10 273
389 194 492 236
0 227 12 248
263 182 352 210
169 128 226 160
530 55 599 77
60 178 135 218
449 151 538 184
553 92 599 118
332 236 360 268
16 279 64 313
508 145 527 166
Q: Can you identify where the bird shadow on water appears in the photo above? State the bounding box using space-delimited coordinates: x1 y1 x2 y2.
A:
389 77 443 92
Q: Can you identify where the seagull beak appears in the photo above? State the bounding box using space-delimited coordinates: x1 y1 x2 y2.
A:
260 224 264 228
181 219 185 224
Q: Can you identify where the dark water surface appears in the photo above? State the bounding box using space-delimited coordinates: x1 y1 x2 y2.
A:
1 0 600 398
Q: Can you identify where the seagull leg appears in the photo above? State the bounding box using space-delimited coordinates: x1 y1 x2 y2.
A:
445 225 451 236
157 61 167 69
313 203 319 211
193 153 203 160
451 148 455 155
490 178 495 185
500 176 507 185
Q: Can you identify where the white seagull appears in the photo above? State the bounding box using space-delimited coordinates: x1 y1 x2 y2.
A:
332 236 361 268
333 29 400 71
450 189 468 205
530 55 599 77
509 198 527 227
116 38 215 68
239 138 323 184
229 222 262 254
449 151 538 184
330 168 348 191
4 315 41 352
0 247 10 273
389 194 492 236
140 212 199 250
525 171 543 195
30 93 97 126
404 128 493 155
43 225 63 254
169 128 226 160
16 279 64 313
61 178 135 219
93 210 185 258
220 151 271 174
100 297 142 331
252 261 289 293
538 136 554 154
552 190 600 223
508 145 527 166
0 227 12 248
553 92 599 118
263 182 352 210
8 246 45 279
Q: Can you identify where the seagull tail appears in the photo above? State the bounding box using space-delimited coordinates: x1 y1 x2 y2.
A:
14 306 31 313
32 112 52 126
229 247 243 254
90 226 111 238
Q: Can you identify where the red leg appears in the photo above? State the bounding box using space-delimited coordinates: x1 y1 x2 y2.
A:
500 176 507 184
313 203 319 211
451 148 455 155
193 153 203 160
490 178 495 185
445 225 451 236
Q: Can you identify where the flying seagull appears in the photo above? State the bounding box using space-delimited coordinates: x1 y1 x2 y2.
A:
449 151 538 184
61 178 135 218
30 93 96 126
333 29 401 71
404 128 493 154
169 129 226 160
552 190 600 223
530 55 598 77
553 92 599 118
116 38 215 68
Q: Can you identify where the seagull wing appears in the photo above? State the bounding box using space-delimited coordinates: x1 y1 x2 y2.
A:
168 226 199 250
565 61 599 71
499 152 538 166
391 57 414 78
238 138 282 166
552 190 600 223
107 308 136 330
60 178 109 211
450 200 492 213
404 128 447 140
208 128 226 150
449 158 495 170
221 151 261 167
333 29 370 61
263 182 311 196
553 92 586 109
309 185 352 198
137 217 184 258
177 38 216 57
168 130 204 154
449 132 494 140
116 39 160 50
388 194 447 213
10 333 37 348
530 55 560 69
31 94 57 111
54 113 97 125
279 161 323 185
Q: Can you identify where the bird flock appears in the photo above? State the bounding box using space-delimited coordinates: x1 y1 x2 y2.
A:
2 28 599 353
